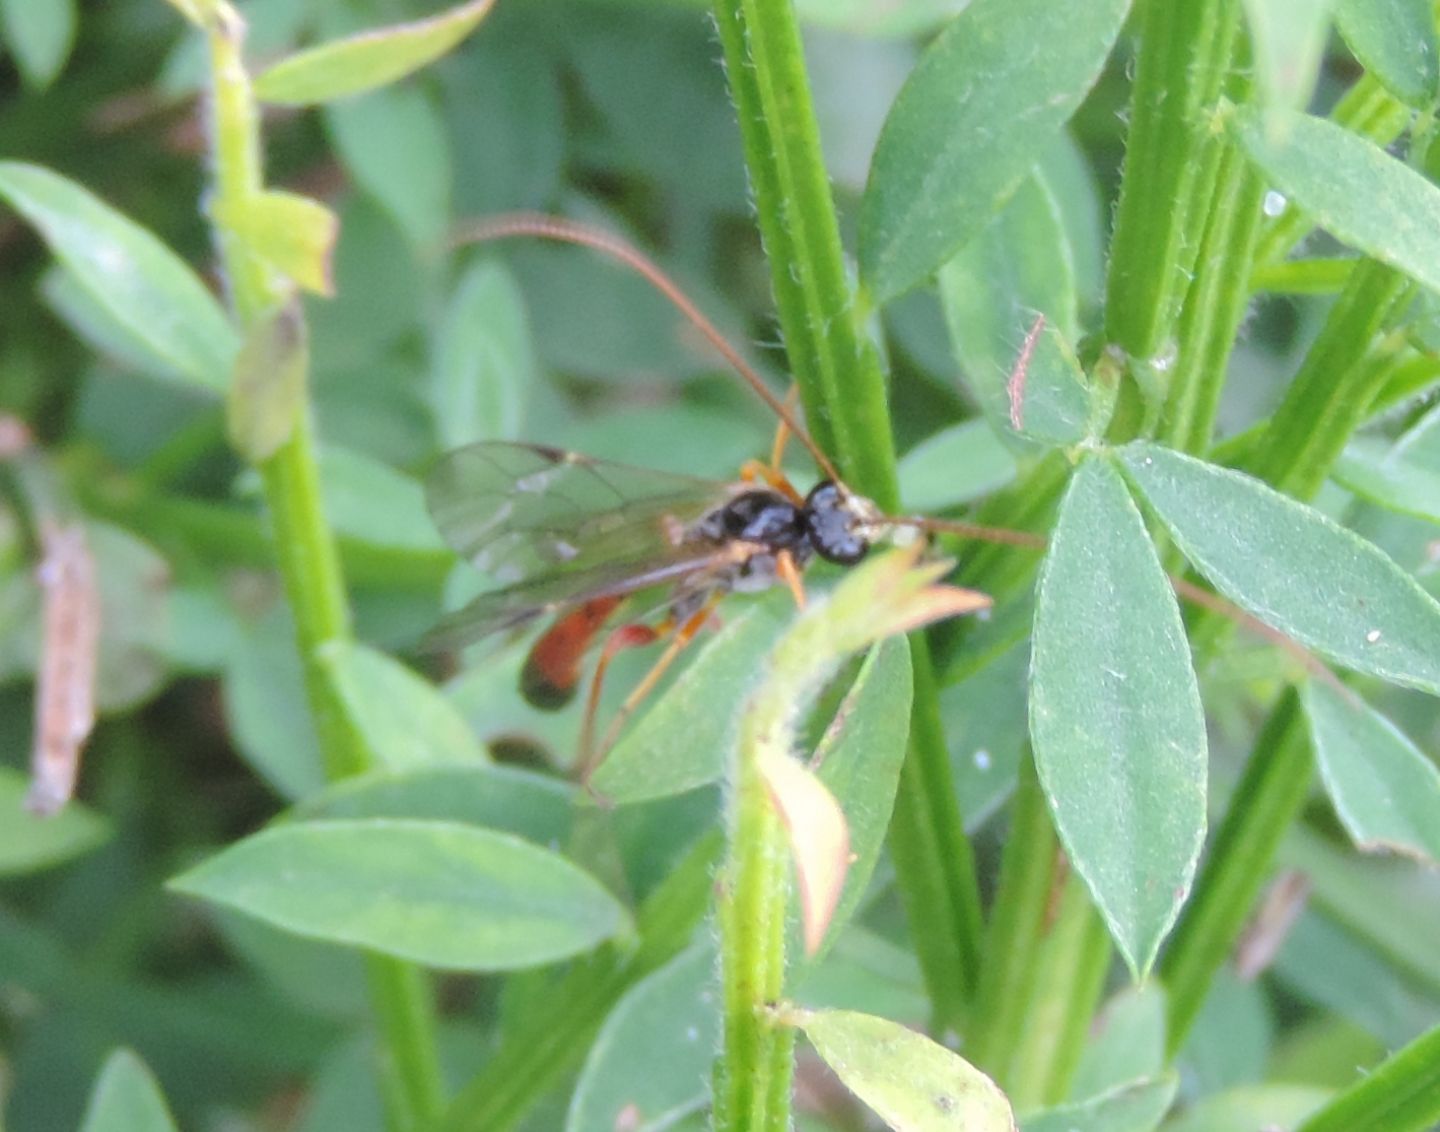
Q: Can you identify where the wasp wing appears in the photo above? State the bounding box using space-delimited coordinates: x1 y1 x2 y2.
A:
425 442 732 583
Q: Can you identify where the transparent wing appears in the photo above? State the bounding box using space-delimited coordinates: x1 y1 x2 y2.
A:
418 547 731 652
425 442 731 583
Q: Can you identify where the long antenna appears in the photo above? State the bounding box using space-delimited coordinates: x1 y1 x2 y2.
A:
450 213 844 485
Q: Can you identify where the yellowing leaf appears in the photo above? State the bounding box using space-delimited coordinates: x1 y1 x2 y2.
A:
760 751 850 957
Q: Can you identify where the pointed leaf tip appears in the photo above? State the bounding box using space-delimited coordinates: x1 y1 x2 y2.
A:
760 751 850 956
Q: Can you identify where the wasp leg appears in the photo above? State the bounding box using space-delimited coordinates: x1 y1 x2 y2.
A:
574 618 665 783
577 593 723 784
776 548 806 610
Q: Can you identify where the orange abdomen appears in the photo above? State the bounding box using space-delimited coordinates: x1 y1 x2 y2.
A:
520 596 624 709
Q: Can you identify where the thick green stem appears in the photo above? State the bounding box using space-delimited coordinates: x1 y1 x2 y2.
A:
1294 1023 1440 1132
713 745 794 1132
1161 145 1266 454
203 10 443 1128
1160 691 1312 1052
711 0 983 1028
710 0 897 502
1103 0 1240 372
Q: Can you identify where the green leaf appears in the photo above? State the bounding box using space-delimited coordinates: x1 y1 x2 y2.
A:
897 419 1018 514
170 818 629 970
0 162 238 391
325 85 451 251
942 642 1029 831
39 265 190 383
223 190 338 296
1234 110 1440 298
1120 442 1440 695
0 767 111 875
811 638 913 957
859 0 1131 302
1303 681 1440 863
792 1007 1015 1131
937 166 1080 443
79 1049 178 1132
1335 0 1439 109
227 299 308 462
1241 0 1336 114
318 446 446 554
1021 1075 1177 1132
1162 1085 1329 1132
565 942 718 1132
0 0 76 88
323 642 488 770
222 613 327 800
299 763 575 848
1071 986 1168 1101
88 522 172 712
253 0 495 106
1333 436 1440 525
429 258 533 448
591 597 793 804
1030 457 1207 979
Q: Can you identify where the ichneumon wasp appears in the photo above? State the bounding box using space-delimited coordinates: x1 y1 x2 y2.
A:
421 215 1035 774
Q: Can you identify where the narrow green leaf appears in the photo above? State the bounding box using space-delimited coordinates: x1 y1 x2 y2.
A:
79 1049 178 1132
325 85 451 251
323 642 488 770
429 258 533 448
0 162 238 390
591 597 793 804
1021 1075 1177 1132
1120 442 1440 695
1234 110 1440 298
1335 0 1439 109
1163 1085 1329 1132
859 0 1131 302
300 763 574 848
811 638 913 957
897 419 1018 513
1303 681 1440 863
792 1007 1015 1131
170 818 629 970
0 0 76 88
1241 0 1336 114
224 190 338 296
39 265 190 382
0 767 110 875
227 298 308 462
1030 457 1207 979
565 942 718 1132
254 0 495 106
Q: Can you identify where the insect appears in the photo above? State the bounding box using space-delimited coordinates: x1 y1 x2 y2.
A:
423 439 892 772
424 215 1026 771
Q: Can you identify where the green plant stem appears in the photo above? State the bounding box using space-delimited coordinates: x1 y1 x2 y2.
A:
1103 0 1239 372
1294 1023 1440 1132
438 833 720 1132
713 747 795 1132
711 0 983 1030
709 0 897 501
888 641 983 1027
1161 145 1266 454
967 755 1056 1075
1250 258 1356 295
1002 878 1110 1111
204 10 443 1129
1160 690 1312 1053
1246 260 1412 498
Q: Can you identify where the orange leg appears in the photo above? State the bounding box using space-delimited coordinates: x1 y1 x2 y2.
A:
575 594 724 784
775 548 806 610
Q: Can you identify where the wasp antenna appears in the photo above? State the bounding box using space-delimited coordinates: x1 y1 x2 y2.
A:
451 212 843 484
897 514 1049 550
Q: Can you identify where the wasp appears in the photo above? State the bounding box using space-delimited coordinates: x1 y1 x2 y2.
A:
423 215 1017 771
